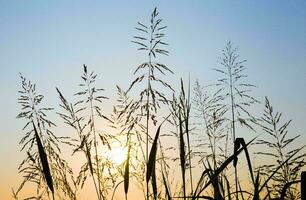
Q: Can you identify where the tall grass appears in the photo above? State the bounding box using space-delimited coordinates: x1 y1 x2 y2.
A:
213 41 259 200
12 7 306 200
15 75 75 200
128 7 174 200
255 97 306 200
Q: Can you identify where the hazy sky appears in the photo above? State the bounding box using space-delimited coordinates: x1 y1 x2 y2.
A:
1 1 306 199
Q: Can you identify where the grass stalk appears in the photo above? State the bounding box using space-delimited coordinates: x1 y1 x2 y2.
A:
88 88 102 200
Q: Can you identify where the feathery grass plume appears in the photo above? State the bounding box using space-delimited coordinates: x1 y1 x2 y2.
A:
214 41 259 134
57 65 120 200
193 79 229 199
12 8 306 200
170 79 195 198
193 80 230 198
110 86 150 198
15 75 75 200
254 146 304 200
193 79 228 170
214 41 259 199
110 86 144 137
56 87 100 199
256 97 306 200
129 7 174 199
74 64 111 199
129 6 174 122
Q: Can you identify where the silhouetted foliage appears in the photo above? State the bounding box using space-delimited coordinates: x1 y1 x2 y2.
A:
12 7 306 200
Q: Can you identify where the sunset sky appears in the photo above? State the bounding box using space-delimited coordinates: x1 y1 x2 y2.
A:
1 1 306 199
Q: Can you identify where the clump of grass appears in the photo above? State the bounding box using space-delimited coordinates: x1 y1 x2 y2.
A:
193 79 230 199
57 65 119 200
214 41 259 199
110 86 147 198
193 79 228 168
12 7 306 200
128 7 174 199
169 79 195 199
73 65 107 199
57 86 100 198
256 97 306 200
14 75 75 200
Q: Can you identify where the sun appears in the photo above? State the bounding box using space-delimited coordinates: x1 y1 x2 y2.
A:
106 146 127 165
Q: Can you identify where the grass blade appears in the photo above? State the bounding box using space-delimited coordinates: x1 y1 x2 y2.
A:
146 124 161 183
33 122 54 195
151 161 157 200
280 180 300 200
236 138 255 184
197 137 257 196
85 141 94 175
124 143 131 196
258 146 304 193
162 170 171 200
178 111 186 200
147 115 170 182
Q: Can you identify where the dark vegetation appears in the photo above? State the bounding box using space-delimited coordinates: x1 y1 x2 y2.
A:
12 7 305 200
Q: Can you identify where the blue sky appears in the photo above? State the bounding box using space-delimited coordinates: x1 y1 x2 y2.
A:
1 0 306 198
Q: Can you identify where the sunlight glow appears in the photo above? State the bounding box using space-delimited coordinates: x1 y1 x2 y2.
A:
105 146 127 165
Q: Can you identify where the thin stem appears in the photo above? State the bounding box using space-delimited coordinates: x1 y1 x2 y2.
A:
146 64 150 200
136 133 147 199
201 104 216 170
194 82 217 171
87 142 100 200
185 77 193 194
87 80 102 200
146 19 154 200
110 180 124 200
73 110 100 200
228 51 238 200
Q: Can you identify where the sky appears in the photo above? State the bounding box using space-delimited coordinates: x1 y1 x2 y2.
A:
0 0 306 199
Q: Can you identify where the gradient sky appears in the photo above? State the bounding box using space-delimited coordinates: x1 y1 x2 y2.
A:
1 1 306 199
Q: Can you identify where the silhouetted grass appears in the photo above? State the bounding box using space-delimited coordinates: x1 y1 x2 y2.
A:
12 7 306 200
